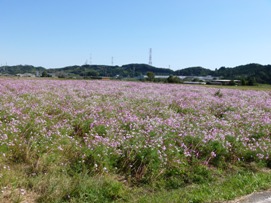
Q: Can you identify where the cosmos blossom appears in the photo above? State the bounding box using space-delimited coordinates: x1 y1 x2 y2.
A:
0 78 270 170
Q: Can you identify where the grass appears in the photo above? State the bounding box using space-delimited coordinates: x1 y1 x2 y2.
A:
1 162 271 202
136 167 271 203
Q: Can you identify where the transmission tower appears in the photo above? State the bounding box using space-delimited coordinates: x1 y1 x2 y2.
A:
3 63 7 71
149 48 152 66
111 57 114 66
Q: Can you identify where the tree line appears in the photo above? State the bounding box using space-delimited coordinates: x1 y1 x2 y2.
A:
0 63 270 84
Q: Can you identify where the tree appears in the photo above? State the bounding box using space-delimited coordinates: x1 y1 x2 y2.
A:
166 75 181 83
228 80 236 86
87 70 99 77
247 77 257 86
241 78 246 86
147 72 155 81
41 71 49 77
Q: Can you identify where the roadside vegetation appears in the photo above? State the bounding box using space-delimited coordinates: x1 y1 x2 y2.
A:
0 78 271 202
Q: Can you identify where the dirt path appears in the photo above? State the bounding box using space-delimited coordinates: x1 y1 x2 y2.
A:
227 190 271 203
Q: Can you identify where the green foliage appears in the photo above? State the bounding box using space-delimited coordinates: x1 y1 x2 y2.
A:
186 164 213 184
247 77 258 86
30 173 128 203
137 170 271 203
163 166 186 189
146 71 155 81
175 66 213 76
241 78 246 86
205 141 227 167
41 71 49 77
175 63 271 84
52 64 173 78
215 64 271 84
214 89 223 97
0 65 45 75
115 146 163 185
71 119 93 139
64 175 128 203
166 75 181 83
94 125 107 136
87 70 99 76
229 80 236 86
2 63 271 84
122 64 174 76
168 102 195 115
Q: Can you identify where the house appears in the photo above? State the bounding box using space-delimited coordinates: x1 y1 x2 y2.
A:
16 73 36 77
183 81 206 85
211 80 241 85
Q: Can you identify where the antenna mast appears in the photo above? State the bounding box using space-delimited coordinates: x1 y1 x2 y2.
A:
149 48 152 66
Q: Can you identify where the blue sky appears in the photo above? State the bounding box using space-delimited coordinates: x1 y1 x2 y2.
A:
0 0 271 70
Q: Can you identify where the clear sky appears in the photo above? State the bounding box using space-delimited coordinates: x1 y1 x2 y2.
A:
0 0 271 70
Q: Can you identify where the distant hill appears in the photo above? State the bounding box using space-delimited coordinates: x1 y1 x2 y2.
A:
1 63 271 84
174 63 271 84
47 63 174 78
174 66 213 76
0 65 45 75
0 64 173 78
213 63 271 84
121 64 174 76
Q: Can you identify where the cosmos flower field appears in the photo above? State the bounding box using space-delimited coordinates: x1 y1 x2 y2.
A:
1 78 271 201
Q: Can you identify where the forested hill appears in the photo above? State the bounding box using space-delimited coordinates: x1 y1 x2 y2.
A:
0 65 45 75
1 63 271 84
174 66 213 76
212 64 271 84
50 64 174 77
0 64 173 78
175 63 271 84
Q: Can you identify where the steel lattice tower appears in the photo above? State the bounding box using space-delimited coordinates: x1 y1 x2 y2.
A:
149 48 152 65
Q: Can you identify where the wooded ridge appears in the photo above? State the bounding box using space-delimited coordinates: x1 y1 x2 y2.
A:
1 63 270 84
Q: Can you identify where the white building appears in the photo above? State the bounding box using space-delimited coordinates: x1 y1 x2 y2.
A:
16 73 36 77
